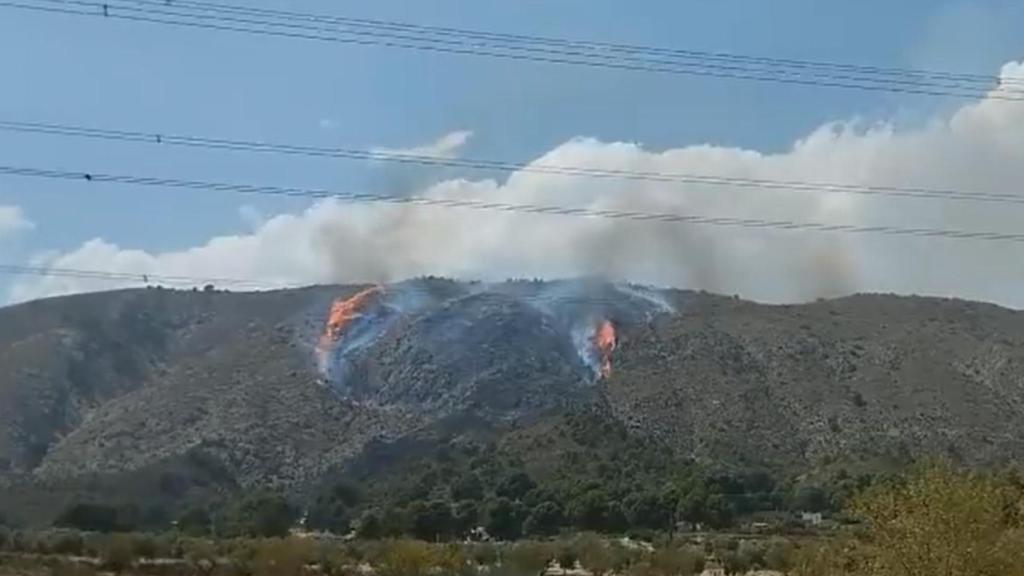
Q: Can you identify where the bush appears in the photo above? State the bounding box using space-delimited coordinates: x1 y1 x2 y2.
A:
572 534 616 576
736 540 765 570
130 534 159 559
522 502 564 537
505 541 554 575
435 543 472 576
647 544 704 576
7 531 32 553
376 540 436 576
49 560 99 576
850 462 1024 576
763 538 795 571
556 544 578 571
178 506 213 537
721 550 751 576
789 538 867 576
251 537 317 576
50 531 85 556
55 504 134 533
469 543 499 566
183 538 218 576
99 534 138 573
221 492 296 538
318 543 355 576
225 538 259 576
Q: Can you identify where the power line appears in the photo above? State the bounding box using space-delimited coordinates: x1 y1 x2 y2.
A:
126 0 1024 90
120 0 1020 87
0 263 677 308
4 163 1024 244
0 263 285 288
3 119 1023 207
98 0 1024 93
4 0 1023 101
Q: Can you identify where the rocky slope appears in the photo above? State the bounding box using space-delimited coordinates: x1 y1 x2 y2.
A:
2 280 1024 521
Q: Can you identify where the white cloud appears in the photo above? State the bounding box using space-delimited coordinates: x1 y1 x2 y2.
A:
9 62 1024 307
238 204 265 230
0 205 33 238
373 130 473 159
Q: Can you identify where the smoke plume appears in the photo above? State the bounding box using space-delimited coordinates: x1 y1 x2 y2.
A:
8 62 1024 308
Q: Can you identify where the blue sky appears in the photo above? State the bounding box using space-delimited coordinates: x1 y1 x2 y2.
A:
2 1 1024 304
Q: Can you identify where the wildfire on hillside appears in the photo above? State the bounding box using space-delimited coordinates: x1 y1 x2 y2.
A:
316 286 383 367
593 319 617 378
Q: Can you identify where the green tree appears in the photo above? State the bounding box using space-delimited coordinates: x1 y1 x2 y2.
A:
791 485 832 513
308 482 360 534
496 472 537 501
569 490 615 532
177 506 212 536
522 501 564 536
849 462 1024 576
451 474 485 501
623 492 670 531
485 497 523 541
410 500 455 541
55 503 126 533
453 500 479 535
380 506 411 538
355 509 384 539
223 492 296 537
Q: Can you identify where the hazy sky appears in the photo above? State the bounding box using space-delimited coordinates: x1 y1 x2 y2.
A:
2 1 1024 306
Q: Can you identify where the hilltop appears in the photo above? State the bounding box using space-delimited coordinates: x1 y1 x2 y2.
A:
2 280 1024 525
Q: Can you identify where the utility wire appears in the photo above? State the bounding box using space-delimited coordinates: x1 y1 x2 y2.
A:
4 164 1024 244
3 119 1023 207
118 0 1024 90
94 0 1024 93
4 0 1023 101
0 263 285 288
117 0 1019 87
0 263 678 308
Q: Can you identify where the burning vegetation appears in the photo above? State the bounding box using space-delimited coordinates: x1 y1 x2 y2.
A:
316 286 384 366
593 319 617 378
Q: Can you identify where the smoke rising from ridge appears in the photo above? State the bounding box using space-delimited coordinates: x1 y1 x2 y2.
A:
8 62 1024 308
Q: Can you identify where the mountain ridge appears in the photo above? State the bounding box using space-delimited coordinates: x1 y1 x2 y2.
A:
2 280 1024 524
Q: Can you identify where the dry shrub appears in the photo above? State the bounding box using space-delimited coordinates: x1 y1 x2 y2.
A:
849 462 1024 576
505 541 554 575
251 537 318 576
375 540 436 576
99 534 137 573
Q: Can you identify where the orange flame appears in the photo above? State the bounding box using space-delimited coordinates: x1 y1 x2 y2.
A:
593 319 617 378
316 286 383 365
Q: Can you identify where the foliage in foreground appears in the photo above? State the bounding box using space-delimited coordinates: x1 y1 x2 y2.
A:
793 462 1024 576
2 462 1023 575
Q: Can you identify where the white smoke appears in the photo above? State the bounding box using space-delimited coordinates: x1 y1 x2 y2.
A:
372 130 474 159
8 62 1024 307
0 205 34 238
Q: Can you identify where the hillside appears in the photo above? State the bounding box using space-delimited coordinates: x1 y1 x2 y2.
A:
2 280 1024 525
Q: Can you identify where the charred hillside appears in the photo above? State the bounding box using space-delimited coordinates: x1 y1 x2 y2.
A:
2 280 1024 524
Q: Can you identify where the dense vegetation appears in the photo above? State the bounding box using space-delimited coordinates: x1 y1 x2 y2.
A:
38 409 865 541
1 463 1023 575
318 409 868 540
